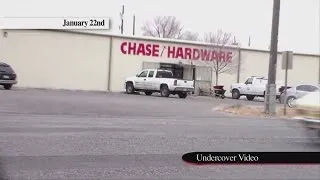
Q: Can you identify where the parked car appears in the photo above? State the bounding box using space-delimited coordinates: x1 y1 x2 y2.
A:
230 76 283 101
293 90 320 142
124 69 194 98
279 84 320 108
0 62 17 90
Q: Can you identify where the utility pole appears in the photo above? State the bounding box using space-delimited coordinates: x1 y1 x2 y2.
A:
133 14 136 36
120 5 124 34
265 0 281 115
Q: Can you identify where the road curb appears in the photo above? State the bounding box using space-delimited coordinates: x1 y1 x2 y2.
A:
212 104 297 121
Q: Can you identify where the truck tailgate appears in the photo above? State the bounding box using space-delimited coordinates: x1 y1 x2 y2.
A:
177 80 194 88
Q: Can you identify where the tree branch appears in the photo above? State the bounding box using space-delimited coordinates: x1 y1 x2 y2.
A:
141 16 198 41
204 29 240 77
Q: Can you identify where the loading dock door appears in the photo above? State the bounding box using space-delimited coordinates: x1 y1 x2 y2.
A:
194 66 212 95
183 65 193 80
159 63 184 79
195 66 212 81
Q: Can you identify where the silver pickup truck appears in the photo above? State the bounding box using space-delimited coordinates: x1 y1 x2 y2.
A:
293 90 320 143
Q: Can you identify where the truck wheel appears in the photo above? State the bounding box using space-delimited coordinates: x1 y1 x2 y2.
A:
287 96 296 108
160 85 170 97
178 92 187 99
126 82 135 94
232 89 240 99
3 84 12 90
145 91 152 96
246 95 255 101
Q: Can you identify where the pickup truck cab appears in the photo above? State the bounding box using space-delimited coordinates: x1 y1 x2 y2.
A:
125 69 194 98
230 76 283 101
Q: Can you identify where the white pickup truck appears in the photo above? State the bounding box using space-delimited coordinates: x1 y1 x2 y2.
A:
230 76 283 101
124 69 194 98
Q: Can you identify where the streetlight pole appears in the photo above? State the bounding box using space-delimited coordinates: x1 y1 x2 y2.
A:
265 0 281 115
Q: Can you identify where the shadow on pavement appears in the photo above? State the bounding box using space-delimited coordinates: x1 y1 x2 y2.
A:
0 158 8 180
121 92 188 99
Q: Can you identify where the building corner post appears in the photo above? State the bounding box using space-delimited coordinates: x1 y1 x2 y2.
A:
236 47 241 83
107 37 113 92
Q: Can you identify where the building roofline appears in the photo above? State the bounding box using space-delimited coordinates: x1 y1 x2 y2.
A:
240 47 320 58
6 29 320 58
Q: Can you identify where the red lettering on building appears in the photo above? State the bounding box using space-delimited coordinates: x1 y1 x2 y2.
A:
193 49 200 60
200 49 210 61
213 51 220 61
121 42 127 54
226 52 233 62
167 46 175 58
120 41 233 62
185 48 192 59
145 44 152 56
219 51 226 62
120 42 160 57
152 44 159 57
176 47 184 59
136 43 145 55
128 42 136 55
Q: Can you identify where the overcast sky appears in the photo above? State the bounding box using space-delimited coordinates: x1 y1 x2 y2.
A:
1 0 319 54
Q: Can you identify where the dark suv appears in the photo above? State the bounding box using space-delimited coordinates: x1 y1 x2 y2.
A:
0 62 17 90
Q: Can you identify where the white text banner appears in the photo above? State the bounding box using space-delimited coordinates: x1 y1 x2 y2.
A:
0 17 110 30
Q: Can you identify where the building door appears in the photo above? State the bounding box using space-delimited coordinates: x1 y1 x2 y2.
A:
183 65 193 80
160 63 183 79
174 67 183 79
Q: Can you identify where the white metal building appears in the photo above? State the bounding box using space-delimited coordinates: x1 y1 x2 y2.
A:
0 29 319 95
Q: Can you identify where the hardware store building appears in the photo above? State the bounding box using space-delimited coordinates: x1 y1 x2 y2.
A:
0 29 319 95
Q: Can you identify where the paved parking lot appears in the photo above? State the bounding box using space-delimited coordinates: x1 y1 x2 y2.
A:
0 88 319 180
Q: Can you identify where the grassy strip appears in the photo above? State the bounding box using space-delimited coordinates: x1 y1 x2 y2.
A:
220 104 300 118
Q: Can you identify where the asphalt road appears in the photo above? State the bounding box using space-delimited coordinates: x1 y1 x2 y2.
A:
0 88 319 180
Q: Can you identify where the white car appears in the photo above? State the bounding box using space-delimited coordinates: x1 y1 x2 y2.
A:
124 69 194 98
279 84 320 108
293 90 320 141
230 76 283 101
